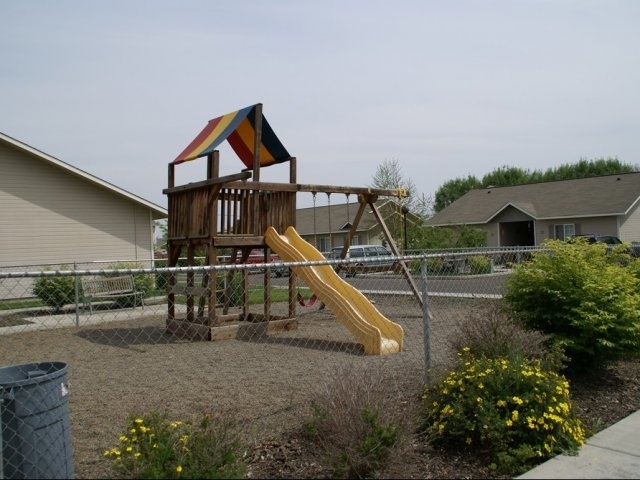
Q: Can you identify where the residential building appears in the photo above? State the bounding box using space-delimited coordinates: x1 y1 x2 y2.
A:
425 173 640 247
0 132 167 270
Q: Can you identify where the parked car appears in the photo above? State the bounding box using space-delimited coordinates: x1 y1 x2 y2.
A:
329 245 398 277
219 249 288 277
245 249 288 277
569 234 640 257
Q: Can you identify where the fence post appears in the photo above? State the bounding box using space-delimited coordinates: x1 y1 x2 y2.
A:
420 258 431 386
73 263 80 327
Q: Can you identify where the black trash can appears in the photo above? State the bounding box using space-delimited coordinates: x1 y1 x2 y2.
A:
0 361 73 479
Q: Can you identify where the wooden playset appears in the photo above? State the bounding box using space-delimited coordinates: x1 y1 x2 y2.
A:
163 103 421 345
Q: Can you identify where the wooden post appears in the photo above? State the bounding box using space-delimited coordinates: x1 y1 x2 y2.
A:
252 103 262 182
368 199 423 308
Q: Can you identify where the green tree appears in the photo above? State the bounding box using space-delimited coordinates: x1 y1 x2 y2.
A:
481 166 532 187
433 175 482 212
370 158 432 218
155 219 168 254
370 159 433 249
542 157 635 181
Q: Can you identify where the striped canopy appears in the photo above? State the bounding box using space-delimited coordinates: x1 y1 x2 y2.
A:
173 104 292 168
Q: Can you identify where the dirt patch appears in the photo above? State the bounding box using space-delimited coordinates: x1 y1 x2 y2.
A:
1 296 638 479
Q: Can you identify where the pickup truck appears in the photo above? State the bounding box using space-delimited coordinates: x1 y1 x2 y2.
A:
241 249 288 277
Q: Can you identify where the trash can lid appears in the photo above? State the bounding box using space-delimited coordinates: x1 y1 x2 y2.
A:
0 361 67 387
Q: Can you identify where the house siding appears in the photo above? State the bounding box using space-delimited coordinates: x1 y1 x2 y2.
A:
620 201 640 242
0 142 154 268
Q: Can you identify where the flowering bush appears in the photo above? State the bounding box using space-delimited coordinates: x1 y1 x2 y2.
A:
104 411 247 479
422 348 586 474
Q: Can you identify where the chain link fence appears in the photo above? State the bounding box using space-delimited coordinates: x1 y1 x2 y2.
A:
0 247 537 478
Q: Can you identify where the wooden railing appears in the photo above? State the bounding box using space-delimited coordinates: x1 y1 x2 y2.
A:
167 182 296 242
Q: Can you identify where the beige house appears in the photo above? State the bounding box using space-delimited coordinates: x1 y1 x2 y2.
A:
0 132 167 269
425 173 640 247
295 199 416 253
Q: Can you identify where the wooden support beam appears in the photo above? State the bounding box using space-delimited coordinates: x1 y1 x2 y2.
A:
368 200 423 308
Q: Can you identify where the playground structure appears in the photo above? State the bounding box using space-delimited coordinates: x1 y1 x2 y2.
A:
163 103 422 354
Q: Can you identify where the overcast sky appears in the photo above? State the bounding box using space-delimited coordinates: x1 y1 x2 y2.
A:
2 0 639 210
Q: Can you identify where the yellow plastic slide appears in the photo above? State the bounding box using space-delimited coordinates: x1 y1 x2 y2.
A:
265 226 403 355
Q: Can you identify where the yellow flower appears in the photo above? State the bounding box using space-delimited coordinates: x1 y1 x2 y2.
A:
176 465 183 473
496 400 507 407
511 410 519 421
512 396 524 405
134 418 144 424
506 419 513 427
465 437 472 444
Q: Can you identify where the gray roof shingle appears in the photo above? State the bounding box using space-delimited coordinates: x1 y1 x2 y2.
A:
426 172 640 226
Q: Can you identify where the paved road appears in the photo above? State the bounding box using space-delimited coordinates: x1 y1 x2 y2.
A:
256 270 510 298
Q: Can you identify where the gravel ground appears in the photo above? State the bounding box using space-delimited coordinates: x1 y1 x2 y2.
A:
1 296 639 479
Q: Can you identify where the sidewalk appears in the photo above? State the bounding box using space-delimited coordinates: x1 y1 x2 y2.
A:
518 409 640 479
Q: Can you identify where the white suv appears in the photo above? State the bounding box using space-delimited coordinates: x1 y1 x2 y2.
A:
330 245 397 276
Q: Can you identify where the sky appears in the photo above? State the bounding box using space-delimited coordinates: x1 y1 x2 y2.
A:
2 0 639 211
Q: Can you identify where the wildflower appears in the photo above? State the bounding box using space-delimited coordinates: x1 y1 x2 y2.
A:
465 437 472 444
506 419 513 427
176 465 183 474
496 399 507 407
134 418 144 425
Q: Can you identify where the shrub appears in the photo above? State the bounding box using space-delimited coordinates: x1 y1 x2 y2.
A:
109 262 155 296
421 348 585 474
302 365 408 479
467 255 492 274
32 266 75 313
407 259 422 274
216 271 243 307
154 259 168 290
425 257 446 274
104 410 247 479
503 239 640 370
449 302 567 372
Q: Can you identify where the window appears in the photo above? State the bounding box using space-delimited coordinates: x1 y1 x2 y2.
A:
554 224 575 240
318 236 330 252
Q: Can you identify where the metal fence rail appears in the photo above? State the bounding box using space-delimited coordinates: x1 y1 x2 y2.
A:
0 248 532 479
